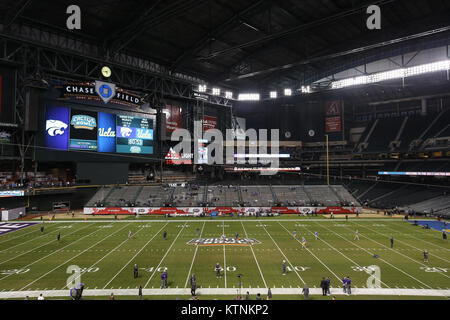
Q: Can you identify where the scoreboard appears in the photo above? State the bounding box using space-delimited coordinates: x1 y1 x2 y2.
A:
44 105 154 155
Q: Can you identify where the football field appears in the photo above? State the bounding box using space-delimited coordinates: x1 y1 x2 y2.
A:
0 217 449 299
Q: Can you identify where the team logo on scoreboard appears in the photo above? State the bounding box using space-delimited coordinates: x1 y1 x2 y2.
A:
120 127 133 137
187 237 261 246
95 80 116 104
46 119 68 136
71 115 97 130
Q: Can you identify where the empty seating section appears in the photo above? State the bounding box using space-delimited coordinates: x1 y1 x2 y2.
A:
331 185 359 204
172 186 205 206
272 186 310 206
85 186 112 206
85 184 367 208
240 186 274 206
206 186 240 206
397 114 435 151
420 108 450 141
366 118 400 152
407 196 450 215
304 185 340 206
135 186 171 207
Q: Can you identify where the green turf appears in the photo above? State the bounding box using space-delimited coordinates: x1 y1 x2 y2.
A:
0 218 448 299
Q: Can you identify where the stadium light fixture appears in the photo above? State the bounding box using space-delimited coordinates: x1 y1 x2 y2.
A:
270 91 277 98
212 88 221 95
301 85 311 93
198 84 207 92
238 93 260 101
331 60 450 89
225 91 233 99
284 88 292 96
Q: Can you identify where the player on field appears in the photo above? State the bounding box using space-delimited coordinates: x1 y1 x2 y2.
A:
293 230 297 239
354 230 359 240
390 237 394 248
160 271 165 289
314 231 319 240
443 232 447 240
128 230 133 238
190 274 196 296
133 264 138 278
215 262 221 278
423 249 428 263
163 268 168 288
40 224 44 234
282 260 286 275
346 276 352 295
196 227 200 237
235 232 239 240
301 236 307 249
57 232 60 242
163 231 167 240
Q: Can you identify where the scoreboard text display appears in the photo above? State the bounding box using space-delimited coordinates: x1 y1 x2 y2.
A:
116 115 154 154
44 106 154 155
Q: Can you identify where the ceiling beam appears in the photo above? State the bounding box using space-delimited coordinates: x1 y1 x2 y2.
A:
169 0 268 71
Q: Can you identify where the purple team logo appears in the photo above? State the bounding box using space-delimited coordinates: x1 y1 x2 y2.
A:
45 106 69 150
0 222 36 236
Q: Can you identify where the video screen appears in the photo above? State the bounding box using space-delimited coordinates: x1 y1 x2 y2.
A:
45 105 70 151
97 112 116 153
116 115 154 154
69 109 98 150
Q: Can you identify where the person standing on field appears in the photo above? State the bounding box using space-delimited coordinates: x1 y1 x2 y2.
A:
390 237 394 248
302 283 309 300
138 285 142 300
163 231 167 240
423 249 429 263
190 274 196 296
282 260 286 275
354 230 359 241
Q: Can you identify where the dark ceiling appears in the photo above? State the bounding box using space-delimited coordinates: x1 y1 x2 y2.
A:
1 0 450 91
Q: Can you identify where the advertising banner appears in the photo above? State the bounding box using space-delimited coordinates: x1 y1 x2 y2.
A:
203 115 217 131
163 105 182 134
325 116 342 132
45 106 69 151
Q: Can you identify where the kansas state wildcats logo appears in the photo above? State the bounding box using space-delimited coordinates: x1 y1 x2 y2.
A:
46 119 68 136
187 237 261 246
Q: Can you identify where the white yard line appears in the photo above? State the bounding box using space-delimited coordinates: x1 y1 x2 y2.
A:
102 223 168 289
0 223 99 283
20 223 130 290
222 221 227 288
302 221 392 288
0 226 74 264
385 221 450 251
0 225 42 244
319 223 434 289
60 224 147 290
241 221 267 288
260 224 305 285
357 222 450 264
144 222 187 288
349 223 450 280
184 221 206 288
2 287 449 298
277 221 341 283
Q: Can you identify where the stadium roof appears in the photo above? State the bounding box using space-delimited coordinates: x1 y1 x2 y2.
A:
1 0 449 92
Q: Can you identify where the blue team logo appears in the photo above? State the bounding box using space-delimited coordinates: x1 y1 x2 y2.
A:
71 115 97 130
95 80 116 104
46 119 68 136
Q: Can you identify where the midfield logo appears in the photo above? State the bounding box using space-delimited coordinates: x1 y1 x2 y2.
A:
187 237 261 246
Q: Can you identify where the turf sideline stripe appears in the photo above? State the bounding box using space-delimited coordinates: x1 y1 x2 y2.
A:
260 223 305 285
144 222 187 288
318 223 435 289
20 223 131 290
277 221 341 283
349 222 450 280
102 223 168 289
241 221 267 288
184 221 206 289
1 288 449 298
0 223 96 283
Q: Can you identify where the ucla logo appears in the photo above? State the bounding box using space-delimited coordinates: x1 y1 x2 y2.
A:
71 115 97 130
98 127 115 137
95 80 116 104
